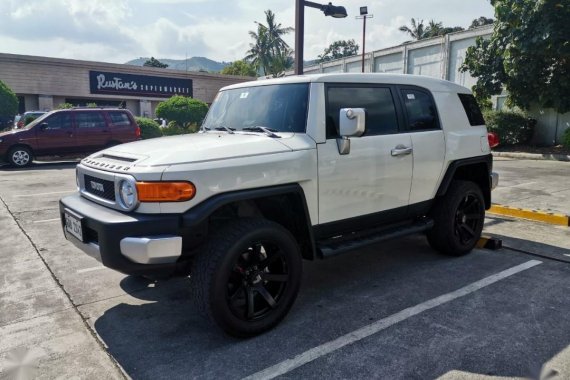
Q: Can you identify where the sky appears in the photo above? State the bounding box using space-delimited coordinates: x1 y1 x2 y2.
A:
0 0 495 64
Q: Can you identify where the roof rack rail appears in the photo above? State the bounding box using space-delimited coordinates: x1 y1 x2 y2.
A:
69 106 125 110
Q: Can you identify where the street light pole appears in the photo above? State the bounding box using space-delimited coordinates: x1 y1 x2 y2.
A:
294 1 348 75
356 7 373 73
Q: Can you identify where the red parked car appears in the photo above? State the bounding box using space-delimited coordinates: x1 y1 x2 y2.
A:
0 108 141 167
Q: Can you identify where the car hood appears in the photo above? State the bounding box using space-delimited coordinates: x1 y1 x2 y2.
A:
100 132 313 167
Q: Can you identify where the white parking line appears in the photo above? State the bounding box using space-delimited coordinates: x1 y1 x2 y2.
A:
243 260 542 380
15 190 75 198
33 218 60 224
76 266 105 274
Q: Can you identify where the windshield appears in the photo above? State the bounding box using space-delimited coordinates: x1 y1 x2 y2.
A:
203 83 309 133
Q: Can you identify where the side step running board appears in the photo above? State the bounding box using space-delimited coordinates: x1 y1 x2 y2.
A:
318 218 434 258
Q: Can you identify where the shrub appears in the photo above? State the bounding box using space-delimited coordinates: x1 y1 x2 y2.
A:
562 128 570 149
24 115 39 125
57 103 74 109
0 80 18 122
135 117 163 139
162 124 190 136
156 96 208 128
483 110 535 145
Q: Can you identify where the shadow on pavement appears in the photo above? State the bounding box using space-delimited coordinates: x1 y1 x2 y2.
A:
92 236 570 379
0 160 79 171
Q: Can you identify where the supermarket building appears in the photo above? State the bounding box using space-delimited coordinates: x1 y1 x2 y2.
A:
0 53 252 118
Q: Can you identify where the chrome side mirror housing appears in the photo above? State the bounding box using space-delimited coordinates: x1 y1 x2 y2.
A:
339 108 365 137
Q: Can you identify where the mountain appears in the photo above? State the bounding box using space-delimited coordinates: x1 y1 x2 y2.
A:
125 57 231 73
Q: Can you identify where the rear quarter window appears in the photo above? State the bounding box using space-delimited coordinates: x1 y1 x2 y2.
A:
108 112 132 127
458 94 485 126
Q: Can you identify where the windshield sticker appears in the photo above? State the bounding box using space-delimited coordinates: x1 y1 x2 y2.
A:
240 92 249 99
407 94 415 100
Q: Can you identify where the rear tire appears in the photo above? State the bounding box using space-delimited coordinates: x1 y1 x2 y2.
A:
190 218 302 337
427 180 485 256
8 146 33 167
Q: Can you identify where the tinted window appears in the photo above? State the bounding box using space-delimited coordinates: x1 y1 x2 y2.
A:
458 93 485 126
108 112 131 126
401 89 439 131
326 86 399 138
44 113 72 130
76 112 106 129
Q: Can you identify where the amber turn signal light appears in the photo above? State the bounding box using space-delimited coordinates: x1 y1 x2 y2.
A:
136 182 196 202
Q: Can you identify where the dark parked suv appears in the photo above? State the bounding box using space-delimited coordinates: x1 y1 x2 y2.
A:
0 108 141 167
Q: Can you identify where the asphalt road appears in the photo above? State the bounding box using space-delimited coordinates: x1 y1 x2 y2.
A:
1 158 570 380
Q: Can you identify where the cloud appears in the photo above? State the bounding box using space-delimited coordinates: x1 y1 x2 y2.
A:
0 0 494 64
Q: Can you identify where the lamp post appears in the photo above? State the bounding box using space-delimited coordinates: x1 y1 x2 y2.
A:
295 1 348 75
356 6 373 73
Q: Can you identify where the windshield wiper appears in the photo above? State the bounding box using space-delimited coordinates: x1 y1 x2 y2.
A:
242 126 280 138
201 125 235 134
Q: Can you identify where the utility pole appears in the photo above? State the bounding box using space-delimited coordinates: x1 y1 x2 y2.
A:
356 6 373 73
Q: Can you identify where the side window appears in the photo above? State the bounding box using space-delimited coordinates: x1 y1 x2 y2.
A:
44 113 72 130
76 112 106 129
458 93 485 126
108 112 132 127
400 89 439 131
326 86 399 138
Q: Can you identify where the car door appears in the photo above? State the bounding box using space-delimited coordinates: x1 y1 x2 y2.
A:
35 112 75 155
317 84 413 230
397 87 445 207
74 111 111 152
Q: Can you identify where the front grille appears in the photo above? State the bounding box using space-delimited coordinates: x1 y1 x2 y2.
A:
84 174 115 201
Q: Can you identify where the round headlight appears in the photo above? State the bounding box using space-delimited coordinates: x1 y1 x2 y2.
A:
119 179 137 210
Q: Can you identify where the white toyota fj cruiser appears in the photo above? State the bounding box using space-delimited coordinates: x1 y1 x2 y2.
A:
60 73 499 337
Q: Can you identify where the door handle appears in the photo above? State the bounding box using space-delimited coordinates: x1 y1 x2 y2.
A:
391 145 413 157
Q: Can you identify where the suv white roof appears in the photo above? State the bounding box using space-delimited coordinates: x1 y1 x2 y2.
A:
222 73 471 94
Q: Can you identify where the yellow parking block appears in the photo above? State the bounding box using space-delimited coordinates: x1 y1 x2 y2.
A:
488 205 570 227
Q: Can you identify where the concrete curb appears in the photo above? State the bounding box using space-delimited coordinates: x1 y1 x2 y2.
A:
488 204 570 227
492 151 570 162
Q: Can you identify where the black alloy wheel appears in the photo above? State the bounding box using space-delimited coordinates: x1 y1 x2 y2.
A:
191 218 302 337
427 180 485 256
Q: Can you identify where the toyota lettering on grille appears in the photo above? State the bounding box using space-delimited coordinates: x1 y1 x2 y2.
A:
90 181 105 192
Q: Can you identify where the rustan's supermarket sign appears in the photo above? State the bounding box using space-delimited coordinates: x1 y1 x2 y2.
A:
89 71 193 98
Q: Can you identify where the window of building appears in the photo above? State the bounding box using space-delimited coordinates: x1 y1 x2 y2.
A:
326 86 399 138
76 112 106 129
458 93 485 126
400 89 439 131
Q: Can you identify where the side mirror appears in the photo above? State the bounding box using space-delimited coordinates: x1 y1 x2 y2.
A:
336 108 365 155
339 108 365 137
40 122 48 131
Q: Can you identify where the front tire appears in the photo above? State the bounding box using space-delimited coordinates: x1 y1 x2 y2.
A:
427 180 485 256
8 146 33 167
191 218 302 337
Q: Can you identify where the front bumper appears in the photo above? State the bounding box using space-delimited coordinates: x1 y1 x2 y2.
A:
60 193 187 276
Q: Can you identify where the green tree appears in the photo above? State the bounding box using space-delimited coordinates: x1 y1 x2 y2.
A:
135 117 163 139
155 95 208 129
469 16 494 29
318 39 360 63
398 18 428 40
461 0 570 114
57 102 74 109
0 80 18 122
143 57 169 68
220 60 258 76
245 10 294 77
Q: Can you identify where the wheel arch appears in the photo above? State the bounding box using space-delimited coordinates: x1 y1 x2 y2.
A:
436 154 493 209
182 184 317 260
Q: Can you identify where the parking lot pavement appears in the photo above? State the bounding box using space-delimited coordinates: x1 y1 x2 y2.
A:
2 163 570 379
493 158 570 215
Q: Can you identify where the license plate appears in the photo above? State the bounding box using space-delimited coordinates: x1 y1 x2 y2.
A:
65 210 83 242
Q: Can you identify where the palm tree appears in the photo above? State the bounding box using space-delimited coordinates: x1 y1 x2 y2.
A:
398 18 428 40
425 20 444 38
245 10 294 76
